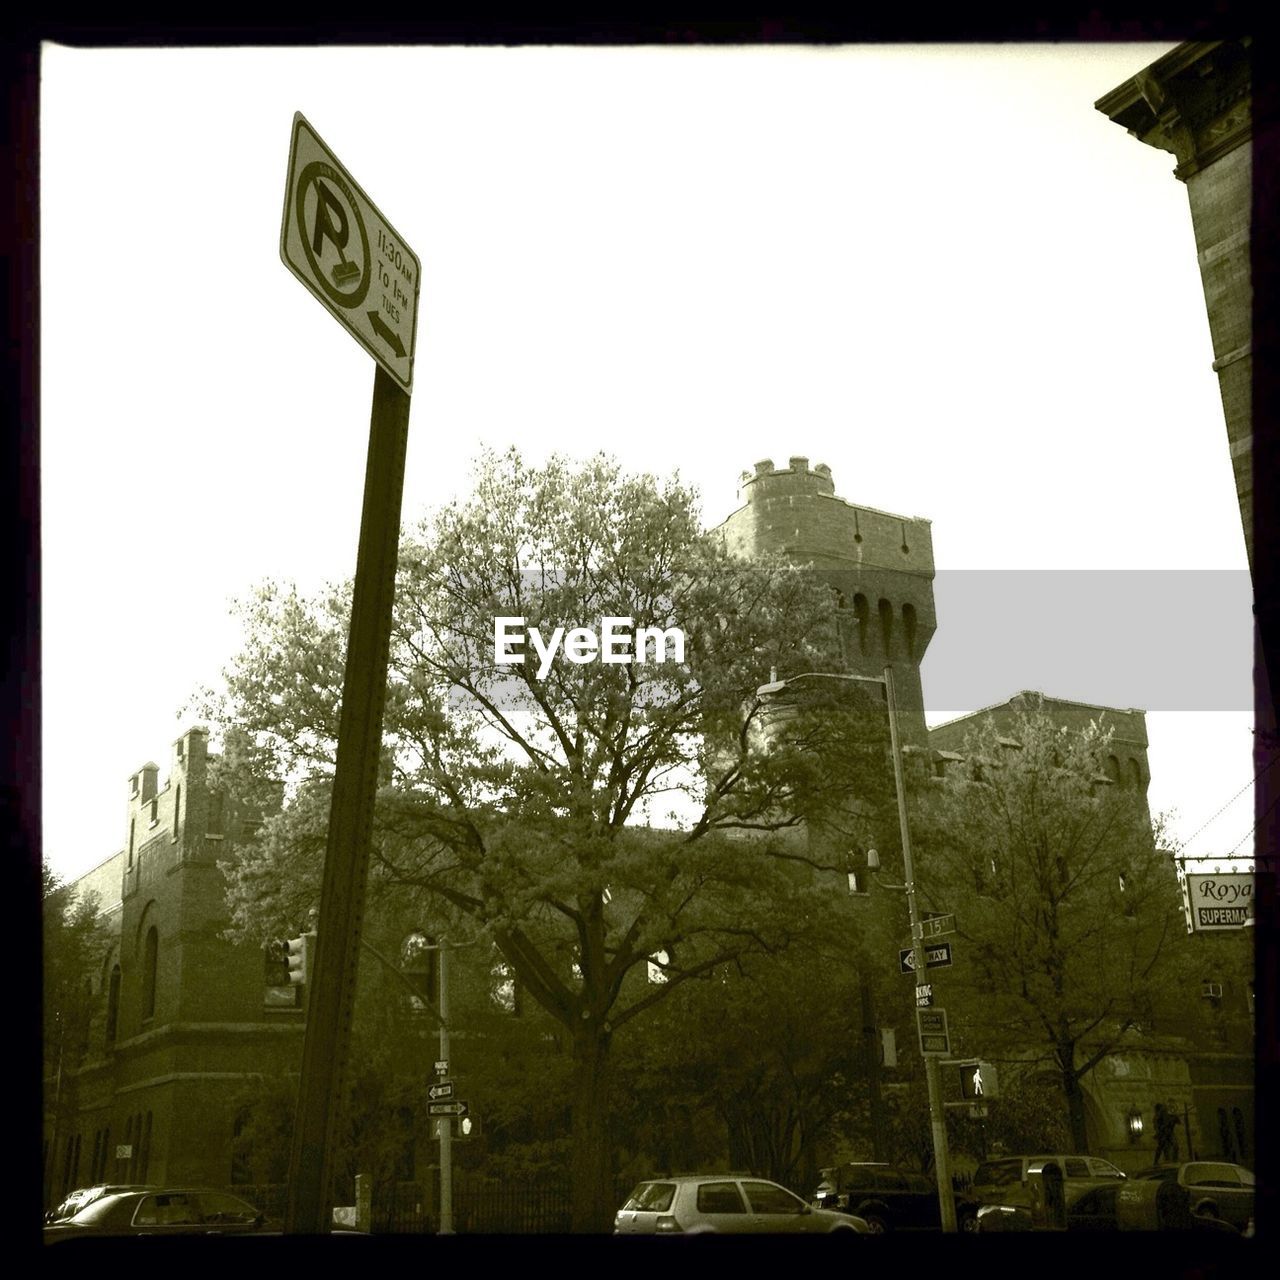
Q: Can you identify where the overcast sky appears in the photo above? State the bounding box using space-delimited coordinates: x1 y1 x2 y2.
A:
40 41 1256 885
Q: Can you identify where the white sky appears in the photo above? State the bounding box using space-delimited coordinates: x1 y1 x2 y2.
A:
40 42 1257 884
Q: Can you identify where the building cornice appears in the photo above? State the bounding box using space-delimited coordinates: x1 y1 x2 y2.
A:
1095 38 1252 183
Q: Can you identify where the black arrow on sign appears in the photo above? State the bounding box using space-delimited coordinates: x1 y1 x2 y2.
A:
368 312 406 357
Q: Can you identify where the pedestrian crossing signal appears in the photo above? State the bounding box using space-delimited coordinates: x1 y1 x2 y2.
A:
960 1062 998 1100
437 1116 479 1139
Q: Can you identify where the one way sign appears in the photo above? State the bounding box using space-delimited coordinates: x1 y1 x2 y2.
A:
899 943 953 973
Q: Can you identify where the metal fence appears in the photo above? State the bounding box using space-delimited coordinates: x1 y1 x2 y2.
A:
234 1174 577 1234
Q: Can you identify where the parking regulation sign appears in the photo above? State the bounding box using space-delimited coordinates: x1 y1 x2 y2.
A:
916 1007 951 1056
280 112 421 392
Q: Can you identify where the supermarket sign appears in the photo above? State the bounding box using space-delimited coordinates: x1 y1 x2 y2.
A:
1183 873 1253 932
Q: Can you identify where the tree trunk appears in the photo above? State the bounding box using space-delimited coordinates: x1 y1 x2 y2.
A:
1060 1050 1089 1153
569 1021 615 1232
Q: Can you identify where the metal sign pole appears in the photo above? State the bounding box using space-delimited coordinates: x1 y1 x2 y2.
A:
884 665 957 1232
284 365 411 1234
438 944 453 1235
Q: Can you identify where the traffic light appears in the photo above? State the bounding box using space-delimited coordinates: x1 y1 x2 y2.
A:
959 1061 998 1100
285 933 315 986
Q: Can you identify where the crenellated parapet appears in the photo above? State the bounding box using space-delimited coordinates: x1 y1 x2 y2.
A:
714 456 936 745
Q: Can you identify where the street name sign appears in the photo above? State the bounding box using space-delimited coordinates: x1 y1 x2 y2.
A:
899 942 953 973
434 1060 449 1074
428 1100 469 1117
915 982 934 1008
281 112 421 393
916 1007 951 1056
920 913 956 940
428 1081 454 1100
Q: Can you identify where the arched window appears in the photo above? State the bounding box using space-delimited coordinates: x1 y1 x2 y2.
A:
853 595 869 655
395 1107 416 1182
902 603 918 659
878 599 894 657
1107 755 1122 785
231 1107 253 1185
1232 1108 1248 1160
138 1111 153 1181
1129 758 1144 790
105 963 121 1046
1217 1108 1235 1161
173 784 181 840
142 928 158 1021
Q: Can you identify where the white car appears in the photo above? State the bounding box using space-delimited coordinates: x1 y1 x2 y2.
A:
615 1173 870 1235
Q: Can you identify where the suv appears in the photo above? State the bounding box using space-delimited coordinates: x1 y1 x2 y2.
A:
960 1154 1127 1231
812 1163 940 1233
615 1174 869 1235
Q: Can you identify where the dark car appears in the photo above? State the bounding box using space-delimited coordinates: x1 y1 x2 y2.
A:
46 1184 157 1224
959 1153 1128 1231
1066 1182 1123 1231
1121 1162 1254 1233
44 1187 269 1241
812 1163 941 1233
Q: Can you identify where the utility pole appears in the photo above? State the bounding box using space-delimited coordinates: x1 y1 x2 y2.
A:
884 665 957 1232
755 664 957 1229
438 944 453 1235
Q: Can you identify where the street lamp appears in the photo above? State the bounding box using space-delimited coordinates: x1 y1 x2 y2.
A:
755 665 958 1232
1126 1105 1145 1143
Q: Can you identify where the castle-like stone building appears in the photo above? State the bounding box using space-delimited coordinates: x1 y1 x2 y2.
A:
44 728 303 1202
45 456 1253 1207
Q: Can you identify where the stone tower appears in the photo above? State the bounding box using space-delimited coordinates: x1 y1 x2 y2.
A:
714 456 937 747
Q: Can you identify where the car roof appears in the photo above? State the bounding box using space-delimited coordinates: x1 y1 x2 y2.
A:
637 1173 775 1183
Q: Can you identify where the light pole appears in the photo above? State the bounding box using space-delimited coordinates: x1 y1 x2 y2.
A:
756 665 957 1232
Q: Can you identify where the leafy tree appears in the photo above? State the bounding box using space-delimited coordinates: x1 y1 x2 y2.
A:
613 937 866 1191
43 865 112 1202
909 708 1185 1152
201 448 893 1230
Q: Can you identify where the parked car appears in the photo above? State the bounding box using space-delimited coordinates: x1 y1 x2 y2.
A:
1119 1162 1254 1233
44 1187 270 1241
811 1163 940 1232
615 1174 869 1235
959 1154 1127 1232
46 1184 156 1224
1065 1182 1123 1231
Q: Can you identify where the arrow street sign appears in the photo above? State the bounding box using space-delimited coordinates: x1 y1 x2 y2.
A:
916 1007 951 1056
428 1081 454 1100
919 913 956 940
427 1100 469 1117
281 112 421 393
899 942 953 973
